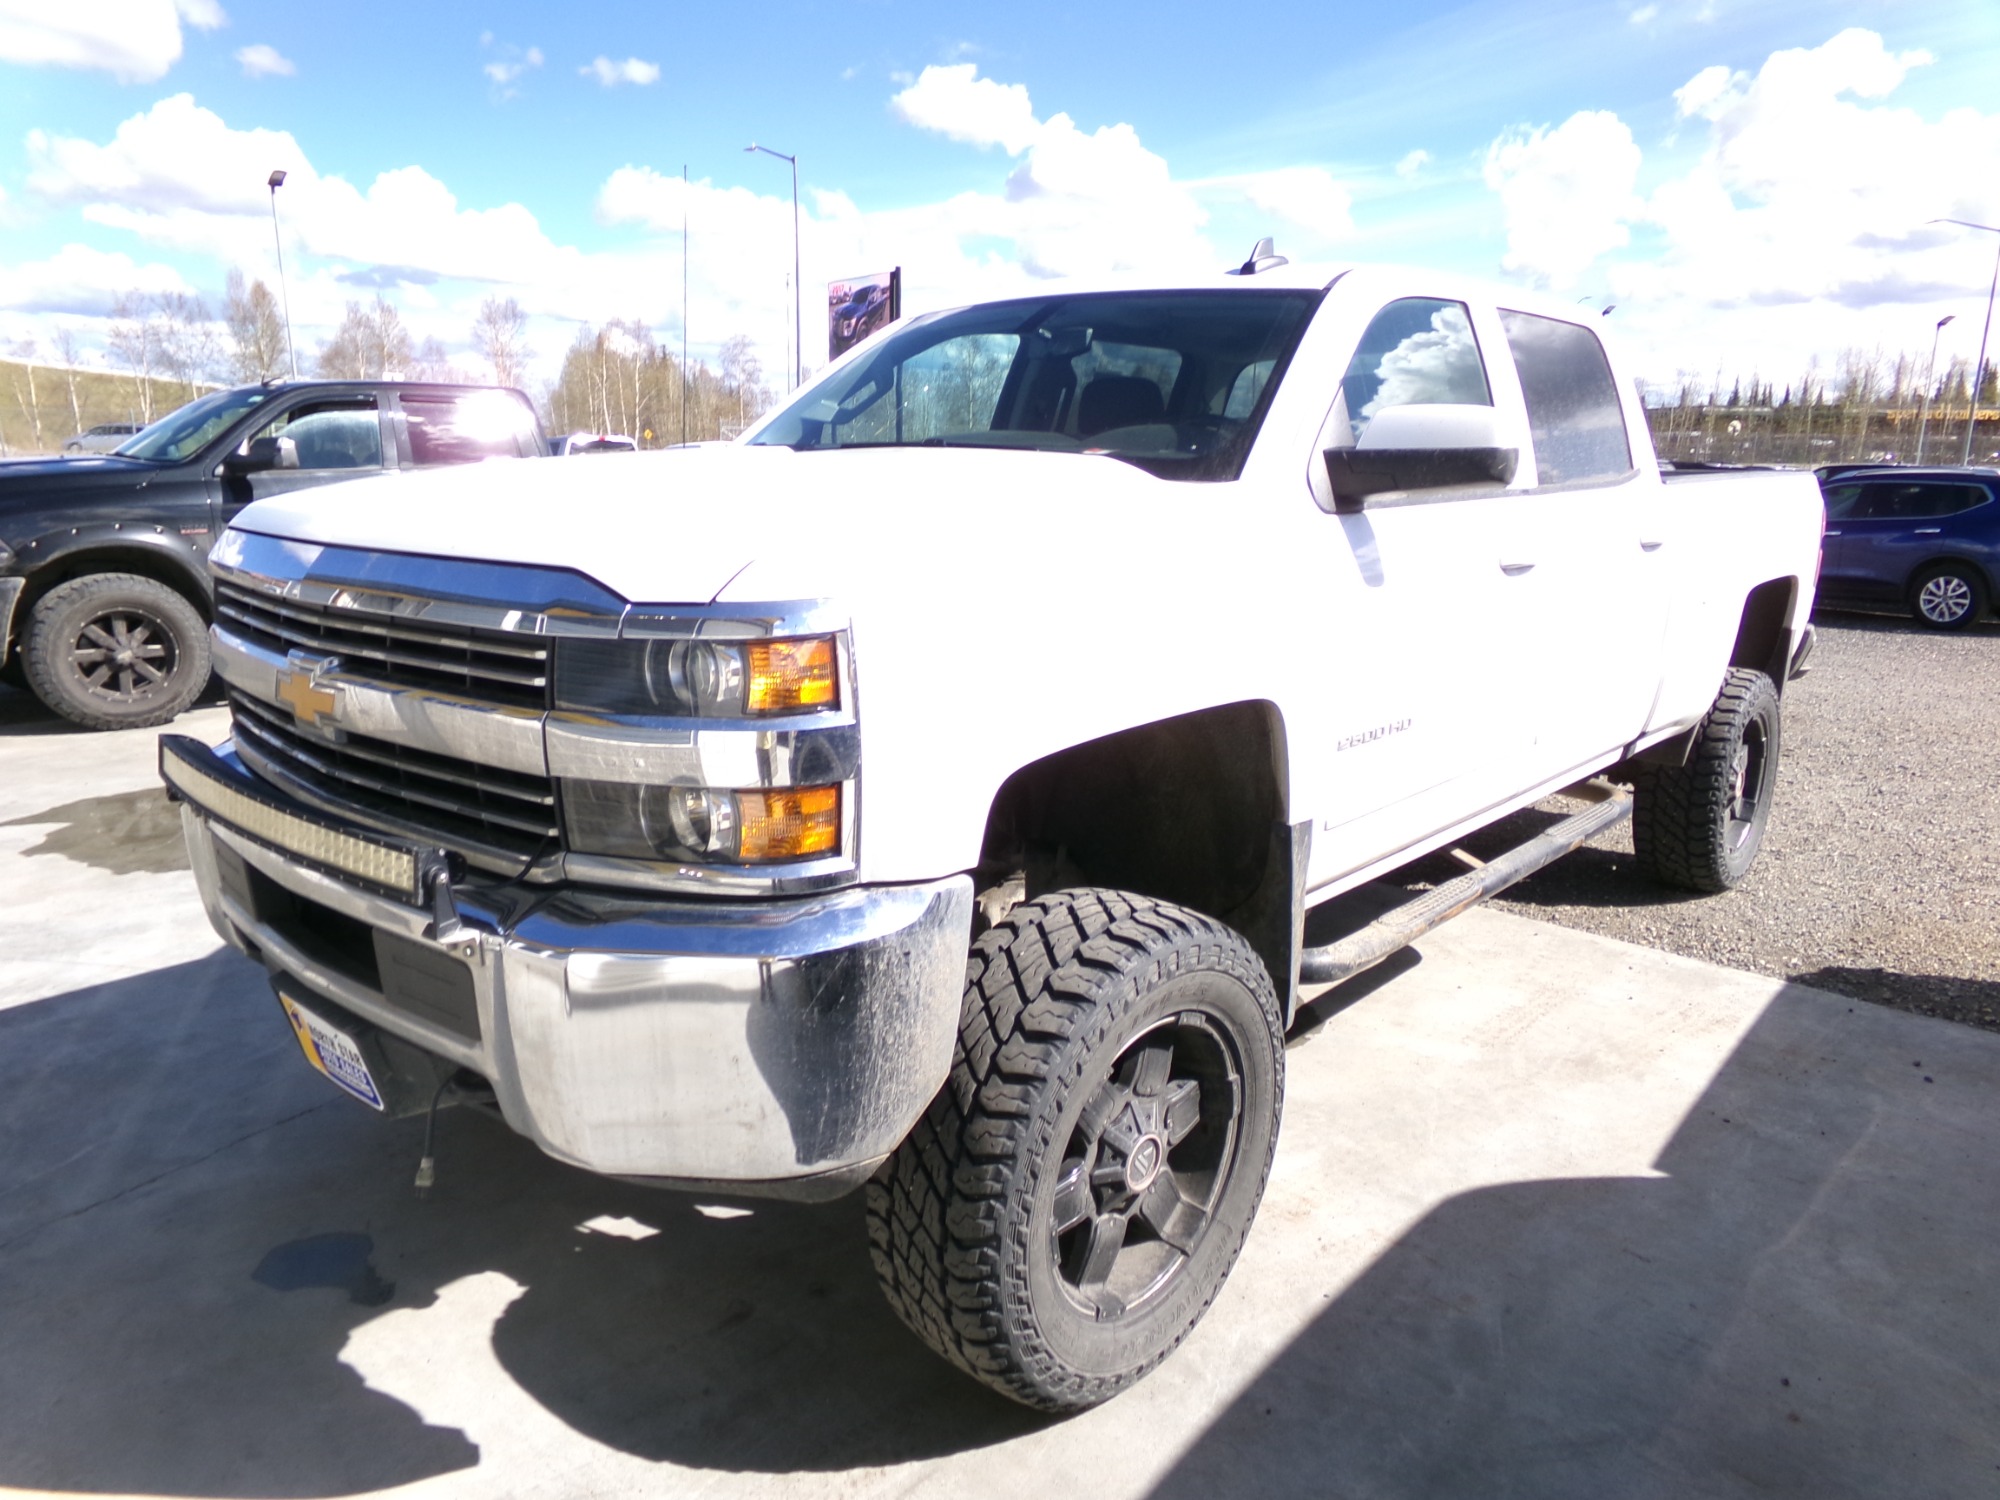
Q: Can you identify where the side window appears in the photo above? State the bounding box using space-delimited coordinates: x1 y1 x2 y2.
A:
404 392 536 465
870 333 1019 443
248 398 382 471
1822 484 1864 520
1334 298 1490 446
1866 482 1989 519
1498 310 1632 485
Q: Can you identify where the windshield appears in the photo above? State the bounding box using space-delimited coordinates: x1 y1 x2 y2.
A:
117 386 275 462
748 288 1321 481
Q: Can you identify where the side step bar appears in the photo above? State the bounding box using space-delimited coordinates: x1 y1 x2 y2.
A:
1298 788 1633 988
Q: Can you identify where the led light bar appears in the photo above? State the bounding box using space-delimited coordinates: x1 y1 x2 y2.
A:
160 737 438 903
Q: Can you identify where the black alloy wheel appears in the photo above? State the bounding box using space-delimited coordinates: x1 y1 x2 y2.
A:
1049 1013 1242 1321
22 573 211 730
868 888 1283 1412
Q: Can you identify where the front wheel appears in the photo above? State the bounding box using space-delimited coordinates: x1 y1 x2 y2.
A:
21 572 211 730
867 889 1284 1412
1909 563 1988 630
1631 667 1780 893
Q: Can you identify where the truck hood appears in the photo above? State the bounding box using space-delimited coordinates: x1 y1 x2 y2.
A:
0 455 155 480
229 445 1196 608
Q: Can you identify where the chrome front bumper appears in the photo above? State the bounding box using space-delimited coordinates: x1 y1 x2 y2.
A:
165 736 973 1199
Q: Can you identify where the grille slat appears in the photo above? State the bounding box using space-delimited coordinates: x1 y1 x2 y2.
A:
228 690 559 863
216 579 550 707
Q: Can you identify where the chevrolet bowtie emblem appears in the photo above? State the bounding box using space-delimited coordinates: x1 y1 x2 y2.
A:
275 652 342 730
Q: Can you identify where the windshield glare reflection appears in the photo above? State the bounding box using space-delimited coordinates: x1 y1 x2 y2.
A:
117 387 273 463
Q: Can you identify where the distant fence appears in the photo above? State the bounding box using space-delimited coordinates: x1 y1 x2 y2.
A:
1648 403 2000 468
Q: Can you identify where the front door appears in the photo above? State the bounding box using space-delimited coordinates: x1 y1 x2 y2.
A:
217 395 393 526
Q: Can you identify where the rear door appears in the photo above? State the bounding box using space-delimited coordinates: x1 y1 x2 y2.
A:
1489 309 1667 772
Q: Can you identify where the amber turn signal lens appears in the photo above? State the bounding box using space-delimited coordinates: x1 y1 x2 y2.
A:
746 637 838 713
736 785 841 860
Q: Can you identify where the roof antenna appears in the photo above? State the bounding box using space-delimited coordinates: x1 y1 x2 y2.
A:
1228 237 1288 276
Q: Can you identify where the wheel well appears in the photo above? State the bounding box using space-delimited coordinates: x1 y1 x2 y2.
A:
1729 577 1799 692
15 547 212 637
975 700 1300 997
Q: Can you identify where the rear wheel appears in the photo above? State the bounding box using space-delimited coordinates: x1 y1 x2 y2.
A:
1631 667 1780 893
22 572 211 730
867 889 1283 1412
1909 563 1987 630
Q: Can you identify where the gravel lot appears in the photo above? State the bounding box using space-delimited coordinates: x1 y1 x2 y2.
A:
1393 610 2000 1034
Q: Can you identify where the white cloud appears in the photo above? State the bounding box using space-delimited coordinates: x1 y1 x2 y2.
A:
891 63 1040 154
581 55 659 88
1222 166 1355 244
1578 28 1999 393
1483 110 1643 289
0 1 219 83
1628 5 1658 25
1395 149 1430 180
0 243 192 315
481 41 542 96
234 42 293 78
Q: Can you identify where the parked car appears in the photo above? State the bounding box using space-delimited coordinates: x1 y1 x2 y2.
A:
0 380 546 728
160 255 1823 1412
1815 466 2000 629
61 423 142 455
549 432 638 455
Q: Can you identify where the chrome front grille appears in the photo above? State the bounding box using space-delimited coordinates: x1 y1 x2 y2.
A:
214 579 549 710
228 689 559 866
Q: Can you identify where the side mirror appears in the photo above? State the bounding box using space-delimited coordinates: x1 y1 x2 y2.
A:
1323 404 1517 514
224 435 299 475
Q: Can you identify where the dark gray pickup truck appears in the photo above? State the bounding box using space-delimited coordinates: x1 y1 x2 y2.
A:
0 380 544 729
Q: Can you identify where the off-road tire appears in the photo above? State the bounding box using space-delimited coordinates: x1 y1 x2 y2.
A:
22 572 210 731
866 889 1284 1412
1631 667 1780 893
1908 563 1988 631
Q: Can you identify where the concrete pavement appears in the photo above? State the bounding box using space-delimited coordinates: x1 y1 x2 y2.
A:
1 685 1995 1499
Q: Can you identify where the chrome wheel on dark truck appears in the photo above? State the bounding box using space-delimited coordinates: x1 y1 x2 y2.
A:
867 889 1283 1412
22 573 211 730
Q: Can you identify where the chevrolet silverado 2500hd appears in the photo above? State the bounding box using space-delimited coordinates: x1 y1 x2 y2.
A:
162 256 1823 1411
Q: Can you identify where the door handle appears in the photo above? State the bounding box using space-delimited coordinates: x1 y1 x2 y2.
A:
1823 529 1842 537
1640 539 1664 551
1914 527 1942 535
1499 561 1535 576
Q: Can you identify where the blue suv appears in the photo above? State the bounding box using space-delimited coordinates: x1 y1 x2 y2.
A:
1816 467 2000 630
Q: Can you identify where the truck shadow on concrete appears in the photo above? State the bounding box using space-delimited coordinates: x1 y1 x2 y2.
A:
0 951 1040 1498
1144 987 2000 1500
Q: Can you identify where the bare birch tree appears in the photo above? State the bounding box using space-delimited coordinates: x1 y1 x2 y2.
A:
224 269 289 382
471 296 531 387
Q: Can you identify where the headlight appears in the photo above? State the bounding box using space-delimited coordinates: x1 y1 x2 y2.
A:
563 780 842 863
555 634 840 717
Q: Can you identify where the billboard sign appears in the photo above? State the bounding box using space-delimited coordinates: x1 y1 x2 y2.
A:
828 268 900 361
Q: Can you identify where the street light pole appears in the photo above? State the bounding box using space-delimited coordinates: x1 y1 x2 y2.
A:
1916 314 1955 464
746 143 801 392
267 169 298 380
1931 218 2000 465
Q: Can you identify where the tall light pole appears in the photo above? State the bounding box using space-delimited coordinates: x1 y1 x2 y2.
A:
1916 313 1955 463
267 169 298 380
1931 218 2000 465
746 143 801 392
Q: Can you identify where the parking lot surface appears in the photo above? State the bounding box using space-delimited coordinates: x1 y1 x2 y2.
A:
2 693 1997 1499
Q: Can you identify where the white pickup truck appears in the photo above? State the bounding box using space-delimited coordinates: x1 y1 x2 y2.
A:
162 251 1823 1412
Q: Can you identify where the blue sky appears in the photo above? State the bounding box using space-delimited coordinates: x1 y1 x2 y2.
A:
1 0 1996 394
